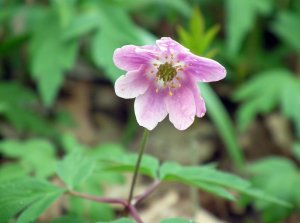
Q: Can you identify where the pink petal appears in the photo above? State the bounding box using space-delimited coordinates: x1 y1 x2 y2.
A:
134 88 168 130
113 45 156 71
115 66 150 99
190 82 206 118
156 37 189 53
165 87 196 130
184 54 226 82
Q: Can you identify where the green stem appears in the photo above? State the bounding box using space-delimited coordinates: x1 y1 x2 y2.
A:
128 128 149 205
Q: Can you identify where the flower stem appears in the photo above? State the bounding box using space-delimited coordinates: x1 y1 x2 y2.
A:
128 128 149 205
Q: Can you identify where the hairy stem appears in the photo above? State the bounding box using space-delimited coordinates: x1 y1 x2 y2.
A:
128 129 149 205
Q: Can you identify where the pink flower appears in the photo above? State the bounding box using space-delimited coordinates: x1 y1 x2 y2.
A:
113 37 226 130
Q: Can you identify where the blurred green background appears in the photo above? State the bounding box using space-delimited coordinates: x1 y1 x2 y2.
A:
1 0 300 222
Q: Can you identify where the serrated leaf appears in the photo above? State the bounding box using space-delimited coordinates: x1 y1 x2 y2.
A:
234 69 295 131
97 153 160 179
56 151 96 189
246 157 298 222
160 162 250 190
0 139 57 178
0 82 55 135
29 10 78 107
177 7 219 57
160 162 290 207
90 2 155 82
17 190 63 223
68 171 116 222
226 0 272 54
272 11 300 53
0 178 64 223
63 12 100 40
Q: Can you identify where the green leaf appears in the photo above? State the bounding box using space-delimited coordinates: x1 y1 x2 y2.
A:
68 172 116 222
63 11 100 40
177 7 219 57
0 139 57 178
51 215 85 223
177 11 242 169
201 84 244 169
109 0 192 18
97 152 160 179
0 178 64 223
234 69 294 131
97 218 135 223
90 1 155 82
160 162 290 207
17 190 63 223
56 151 96 189
246 157 298 223
272 11 300 53
293 142 300 161
0 82 55 135
0 163 27 182
60 133 88 153
160 218 196 223
226 0 272 54
29 10 78 107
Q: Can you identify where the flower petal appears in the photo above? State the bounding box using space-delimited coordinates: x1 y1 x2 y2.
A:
115 66 150 99
134 88 168 130
165 87 196 130
190 82 206 118
156 37 189 53
113 45 156 71
184 54 226 82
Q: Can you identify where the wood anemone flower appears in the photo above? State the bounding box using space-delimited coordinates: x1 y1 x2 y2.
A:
113 37 226 130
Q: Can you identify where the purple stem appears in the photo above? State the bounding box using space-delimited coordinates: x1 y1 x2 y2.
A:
68 190 128 206
68 190 144 222
133 180 161 206
68 181 159 223
128 205 143 223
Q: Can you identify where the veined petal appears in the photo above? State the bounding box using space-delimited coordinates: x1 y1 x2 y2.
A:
184 54 226 82
115 66 150 99
113 45 157 71
190 82 206 118
165 87 196 130
134 88 168 130
156 37 189 54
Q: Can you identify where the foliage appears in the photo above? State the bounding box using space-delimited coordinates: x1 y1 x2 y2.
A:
272 10 300 53
226 0 273 55
246 157 300 223
177 7 244 168
0 178 64 223
0 137 291 222
0 139 57 178
98 218 196 223
234 69 300 137
1 0 300 222
0 83 56 136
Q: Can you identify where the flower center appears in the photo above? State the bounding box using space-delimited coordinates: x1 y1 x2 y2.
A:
156 62 177 83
